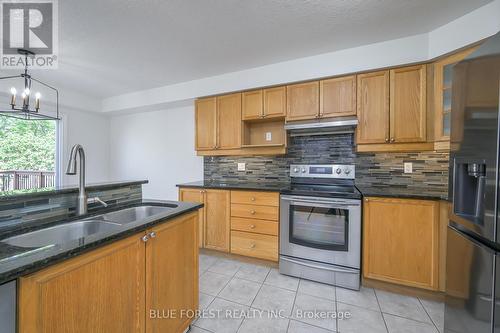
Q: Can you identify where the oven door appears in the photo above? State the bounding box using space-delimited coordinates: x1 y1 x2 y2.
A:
280 195 361 268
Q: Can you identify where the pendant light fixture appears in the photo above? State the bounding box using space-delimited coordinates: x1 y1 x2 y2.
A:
0 49 59 120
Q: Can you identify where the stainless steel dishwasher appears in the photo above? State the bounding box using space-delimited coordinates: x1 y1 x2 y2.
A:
0 280 16 333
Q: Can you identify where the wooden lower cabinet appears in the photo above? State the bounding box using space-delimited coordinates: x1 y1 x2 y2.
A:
179 188 231 252
18 212 199 333
204 189 231 252
231 231 278 261
362 197 440 290
146 213 198 333
179 187 205 247
230 190 279 261
179 187 280 261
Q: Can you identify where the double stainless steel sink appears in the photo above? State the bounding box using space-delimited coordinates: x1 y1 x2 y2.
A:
0 204 177 249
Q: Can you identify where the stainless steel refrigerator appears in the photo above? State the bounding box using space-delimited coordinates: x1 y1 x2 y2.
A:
446 32 500 333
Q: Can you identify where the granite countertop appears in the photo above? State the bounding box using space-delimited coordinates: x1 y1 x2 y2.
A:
0 199 203 284
178 180 447 200
355 185 448 201
0 180 148 200
177 180 290 192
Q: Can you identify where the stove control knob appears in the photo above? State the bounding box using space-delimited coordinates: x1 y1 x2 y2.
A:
301 168 306 173
335 168 342 174
293 167 299 173
344 168 351 175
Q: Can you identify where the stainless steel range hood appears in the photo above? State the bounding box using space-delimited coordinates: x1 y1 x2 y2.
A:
284 117 358 137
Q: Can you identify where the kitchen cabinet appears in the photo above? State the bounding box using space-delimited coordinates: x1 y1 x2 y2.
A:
242 86 286 120
195 93 241 152
18 212 199 333
362 197 440 290
145 213 198 333
286 81 320 121
230 190 279 261
432 44 482 150
356 70 390 144
320 75 357 118
178 187 205 247
390 65 427 143
195 97 217 150
179 188 231 252
217 93 242 149
242 90 263 120
204 189 231 252
264 86 287 119
357 65 430 152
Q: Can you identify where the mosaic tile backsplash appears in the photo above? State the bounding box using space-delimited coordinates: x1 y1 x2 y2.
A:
204 134 449 196
0 184 142 232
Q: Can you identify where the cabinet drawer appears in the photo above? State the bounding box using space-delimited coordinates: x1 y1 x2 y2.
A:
231 191 279 206
231 204 279 221
231 231 278 261
231 217 278 236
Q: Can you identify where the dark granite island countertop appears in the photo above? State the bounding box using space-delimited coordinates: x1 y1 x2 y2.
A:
0 199 203 284
0 180 148 200
177 180 290 192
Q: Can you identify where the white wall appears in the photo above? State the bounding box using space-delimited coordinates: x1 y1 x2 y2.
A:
60 108 110 186
108 105 203 200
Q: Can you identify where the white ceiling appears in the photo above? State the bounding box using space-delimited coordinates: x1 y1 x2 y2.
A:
7 0 493 99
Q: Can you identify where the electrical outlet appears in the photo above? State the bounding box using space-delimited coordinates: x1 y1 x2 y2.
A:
265 132 272 141
237 163 246 171
404 162 413 174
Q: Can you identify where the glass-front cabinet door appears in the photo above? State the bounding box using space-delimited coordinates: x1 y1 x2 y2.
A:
434 45 479 149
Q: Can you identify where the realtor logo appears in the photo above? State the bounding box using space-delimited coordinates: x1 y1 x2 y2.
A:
0 0 58 69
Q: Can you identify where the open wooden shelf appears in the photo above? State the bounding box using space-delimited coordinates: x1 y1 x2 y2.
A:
242 119 286 148
241 143 285 148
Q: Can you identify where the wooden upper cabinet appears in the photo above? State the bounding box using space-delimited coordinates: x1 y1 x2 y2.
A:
242 90 263 120
357 71 390 144
204 189 231 252
363 197 440 290
263 86 286 118
217 93 242 149
195 97 217 150
243 87 286 121
18 234 146 333
286 81 320 121
320 75 357 118
390 65 427 143
146 213 198 333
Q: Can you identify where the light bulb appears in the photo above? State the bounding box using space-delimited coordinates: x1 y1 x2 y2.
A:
9 87 16 106
24 88 30 95
21 92 26 99
35 92 41 110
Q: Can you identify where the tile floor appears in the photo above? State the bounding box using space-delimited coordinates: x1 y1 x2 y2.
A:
193 253 444 333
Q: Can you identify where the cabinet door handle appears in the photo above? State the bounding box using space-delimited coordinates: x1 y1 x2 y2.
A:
250 210 256 215
249 224 256 229
250 243 256 249
390 138 395 143
385 138 389 143
141 235 149 242
149 231 157 238
250 197 256 201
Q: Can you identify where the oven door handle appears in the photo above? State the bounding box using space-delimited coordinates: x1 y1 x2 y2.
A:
288 201 353 209
280 257 359 274
281 195 360 207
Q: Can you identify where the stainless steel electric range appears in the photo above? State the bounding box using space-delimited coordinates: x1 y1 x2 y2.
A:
279 164 361 290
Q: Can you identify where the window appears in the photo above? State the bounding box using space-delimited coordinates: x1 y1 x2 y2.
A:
0 117 58 192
